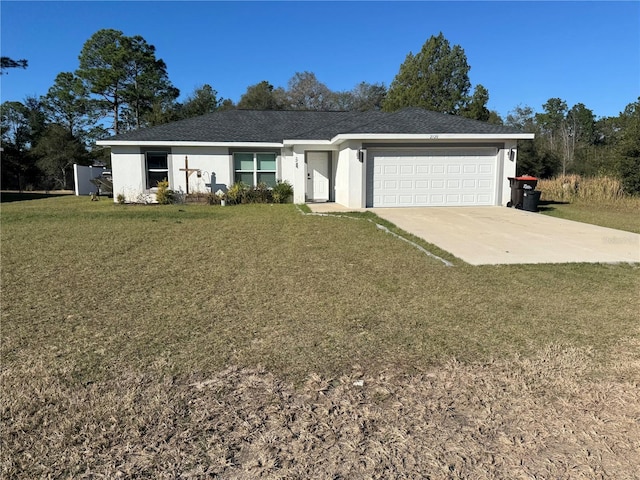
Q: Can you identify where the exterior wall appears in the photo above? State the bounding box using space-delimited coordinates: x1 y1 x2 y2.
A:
500 141 518 206
170 146 231 195
334 141 363 208
111 146 234 202
279 148 299 200
110 146 147 202
289 145 338 204
289 147 307 204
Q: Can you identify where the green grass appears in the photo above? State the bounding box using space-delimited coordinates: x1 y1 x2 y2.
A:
540 199 640 234
2 196 639 383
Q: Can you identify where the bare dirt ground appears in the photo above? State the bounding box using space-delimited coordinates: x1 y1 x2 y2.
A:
3 343 639 479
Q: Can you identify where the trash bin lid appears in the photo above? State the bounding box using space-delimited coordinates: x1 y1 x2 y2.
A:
515 175 538 181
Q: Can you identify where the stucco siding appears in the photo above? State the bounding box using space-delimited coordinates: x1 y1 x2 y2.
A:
279 150 297 199
170 146 231 194
500 141 518 206
111 146 146 203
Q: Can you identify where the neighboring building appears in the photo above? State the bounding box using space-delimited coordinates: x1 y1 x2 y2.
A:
96 108 534 208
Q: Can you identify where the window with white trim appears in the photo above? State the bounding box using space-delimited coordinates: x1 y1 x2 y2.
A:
146 151 169 189
233 152 277 187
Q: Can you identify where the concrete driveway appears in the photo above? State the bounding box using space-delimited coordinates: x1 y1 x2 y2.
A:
367 207 640 265
306 204 640 265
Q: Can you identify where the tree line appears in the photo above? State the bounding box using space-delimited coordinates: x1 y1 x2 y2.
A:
507 98 640 194
1 30 638 194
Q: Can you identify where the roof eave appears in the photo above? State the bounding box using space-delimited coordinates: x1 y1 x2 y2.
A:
96 133 535 148
282 139 333 146
330 133 535 143
95 140 284 148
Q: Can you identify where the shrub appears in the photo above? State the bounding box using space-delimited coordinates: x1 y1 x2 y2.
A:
224 181 293 205
226 182 250 205
155 179 176 205
116 193 126 204
207 193 218 205
248 182 272 204
272 180 294 204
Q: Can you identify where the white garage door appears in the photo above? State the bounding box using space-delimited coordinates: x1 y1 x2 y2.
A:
366 148 498 207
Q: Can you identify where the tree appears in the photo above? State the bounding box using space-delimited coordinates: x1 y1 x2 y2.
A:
144 98 181 126
1 101 30 150
217 98 236 112
76 29 178 134
536 98 567 145
43 72 94 140
461 84 490 121
284 72 333 110
615 98 640 195
0 99 47 190
534 99 598 176
1 101 31 189
564 103 595 175
487 110 503 125
238 81 285 110
334 82 387 111
76 29 128 134
0 96 46 150
506 104 559 178
181 84 222 117
32 124 89 190
119 35 179 130
535 98 570 174
383 33 471 114
1 56 28 74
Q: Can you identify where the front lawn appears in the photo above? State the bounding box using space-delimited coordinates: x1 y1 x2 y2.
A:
2 196 639 477
540 197 640 234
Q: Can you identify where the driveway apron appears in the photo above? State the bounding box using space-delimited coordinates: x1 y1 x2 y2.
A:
369 207 640 265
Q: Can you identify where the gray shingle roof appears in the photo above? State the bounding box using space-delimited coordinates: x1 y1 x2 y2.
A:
103 107 523 144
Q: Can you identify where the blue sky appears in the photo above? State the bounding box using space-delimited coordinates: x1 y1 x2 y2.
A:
1 1 639 120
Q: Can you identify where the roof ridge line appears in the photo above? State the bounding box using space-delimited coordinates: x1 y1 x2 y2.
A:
287 110 365 139
330 110 397 134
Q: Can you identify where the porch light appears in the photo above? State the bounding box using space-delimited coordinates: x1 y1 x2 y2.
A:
508 148 515 161
358 149 366 163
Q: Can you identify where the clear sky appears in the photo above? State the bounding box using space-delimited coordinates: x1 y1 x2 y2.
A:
1 1 639 120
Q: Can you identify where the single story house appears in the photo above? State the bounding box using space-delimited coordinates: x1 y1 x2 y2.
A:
96 107 534 208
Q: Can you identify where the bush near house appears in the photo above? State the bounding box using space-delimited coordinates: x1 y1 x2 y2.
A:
154 179 176 204
225 180 294 205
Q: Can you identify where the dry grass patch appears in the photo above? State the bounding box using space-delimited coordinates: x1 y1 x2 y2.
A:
2 346 639 478
537 175 626 204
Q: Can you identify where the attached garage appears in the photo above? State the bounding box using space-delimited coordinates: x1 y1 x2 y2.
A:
366 147 500 207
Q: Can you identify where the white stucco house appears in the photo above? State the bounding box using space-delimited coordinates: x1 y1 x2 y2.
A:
96 107 534 208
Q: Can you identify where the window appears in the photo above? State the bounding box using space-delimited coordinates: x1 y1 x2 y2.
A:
146 151 169 189
233 152 277 187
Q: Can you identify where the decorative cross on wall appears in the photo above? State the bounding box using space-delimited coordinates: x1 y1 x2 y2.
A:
178 156 201 195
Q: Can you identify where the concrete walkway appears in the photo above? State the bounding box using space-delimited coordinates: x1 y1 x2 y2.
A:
306 204 640 265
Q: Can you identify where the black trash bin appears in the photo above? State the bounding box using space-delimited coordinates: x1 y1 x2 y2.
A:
523 190 541 212
507 175 538 209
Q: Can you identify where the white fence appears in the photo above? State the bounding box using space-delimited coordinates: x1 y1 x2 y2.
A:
74 164 106 196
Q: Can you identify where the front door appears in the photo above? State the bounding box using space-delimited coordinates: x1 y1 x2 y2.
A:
306 152 330 202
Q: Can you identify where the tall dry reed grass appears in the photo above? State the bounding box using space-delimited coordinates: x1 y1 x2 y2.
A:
537 175 627 203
